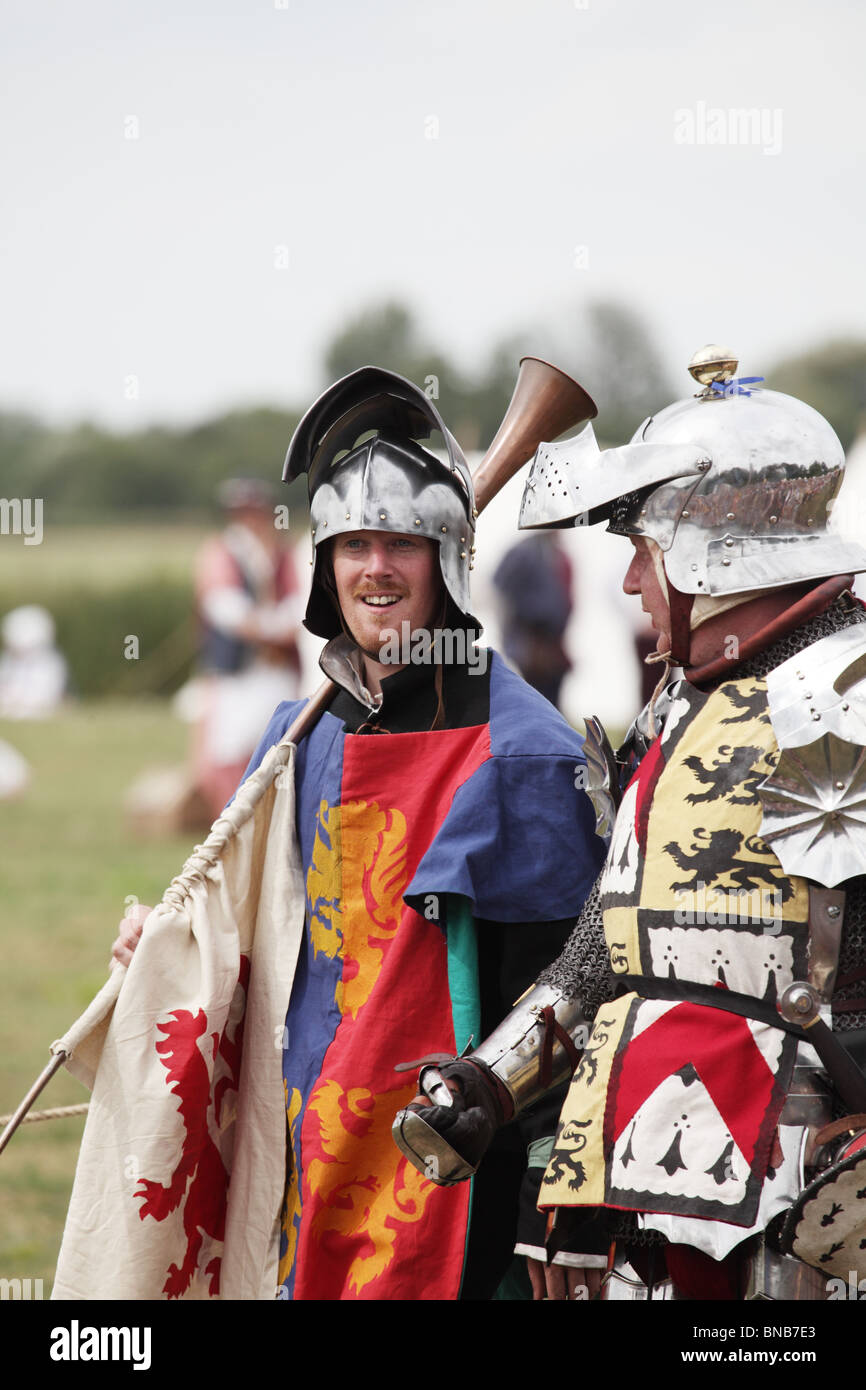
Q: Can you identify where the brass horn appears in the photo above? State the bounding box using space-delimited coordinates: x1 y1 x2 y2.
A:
471 356 597 515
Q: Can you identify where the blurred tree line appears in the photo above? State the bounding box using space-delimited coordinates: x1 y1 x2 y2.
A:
0 405 306 523
3 303 863 525
0 299 678 524
2 305 864 698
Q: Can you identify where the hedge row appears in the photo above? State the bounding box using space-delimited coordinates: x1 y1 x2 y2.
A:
3 579 196 699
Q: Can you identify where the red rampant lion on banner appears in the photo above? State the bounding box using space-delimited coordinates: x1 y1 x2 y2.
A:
134 956 250 1298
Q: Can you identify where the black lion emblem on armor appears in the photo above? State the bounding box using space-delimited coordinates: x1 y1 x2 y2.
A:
573 1018 616 1087
543 1119 592 1192
664 828 795 901
683 745 765 805
719 684 771 725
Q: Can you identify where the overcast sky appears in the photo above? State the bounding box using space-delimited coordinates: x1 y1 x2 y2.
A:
2 0 864 429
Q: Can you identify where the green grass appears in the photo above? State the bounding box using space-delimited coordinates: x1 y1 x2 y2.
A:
0 701 194 1290
0 522 211 595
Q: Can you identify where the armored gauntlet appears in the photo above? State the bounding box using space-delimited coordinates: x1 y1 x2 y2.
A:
392 983 587 1186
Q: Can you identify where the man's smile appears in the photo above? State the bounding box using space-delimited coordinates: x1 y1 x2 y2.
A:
358 593 403 607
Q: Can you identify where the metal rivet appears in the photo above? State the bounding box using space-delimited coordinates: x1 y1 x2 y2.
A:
460 536 466 543
697 460 710 471
681 510 690 518
812 712 821 721
726 512 735 520
835 781 845 790
724 537 734 548
842 702 850 711
827 904 841 917
414 519 421 526
345 513 350 520
472 507 478 518
797 671 804 679
441 525 447 533
804 692 812 699
691 563 698 571
380 512 387 520
322 520 327 527
460 551 467 559
722 558 731 566
640 509 647 517
807 518 814 526
769 515 778 524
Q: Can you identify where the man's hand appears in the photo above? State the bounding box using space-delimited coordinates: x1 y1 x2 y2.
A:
110 903 151 968
526 1259 603 1301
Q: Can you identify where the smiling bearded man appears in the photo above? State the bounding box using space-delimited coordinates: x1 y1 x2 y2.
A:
222 367 604 1300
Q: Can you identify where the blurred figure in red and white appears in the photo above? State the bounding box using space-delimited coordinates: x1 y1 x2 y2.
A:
189 478 303 818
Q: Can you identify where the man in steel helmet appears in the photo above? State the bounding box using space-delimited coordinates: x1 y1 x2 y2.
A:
114 367 603 1300
223 367 603 1299
394 347 866 1300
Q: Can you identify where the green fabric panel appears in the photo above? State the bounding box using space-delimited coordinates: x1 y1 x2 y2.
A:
446 894 480 1299
527 1134 556 1170
446 894 481 1053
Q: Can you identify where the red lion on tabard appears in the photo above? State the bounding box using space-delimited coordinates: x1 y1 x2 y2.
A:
134 955 250 1298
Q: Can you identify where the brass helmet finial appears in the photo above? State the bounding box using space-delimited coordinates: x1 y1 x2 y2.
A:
688 344 738 387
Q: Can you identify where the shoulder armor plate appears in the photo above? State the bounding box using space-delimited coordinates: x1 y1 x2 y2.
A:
758 625 866 886
582 715 620 846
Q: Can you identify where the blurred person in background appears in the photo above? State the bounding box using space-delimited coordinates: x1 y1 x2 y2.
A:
0 604 67 719
491 531 573 710
190 477 303 817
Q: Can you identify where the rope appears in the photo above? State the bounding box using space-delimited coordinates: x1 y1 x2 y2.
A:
644 649 673 740
0 1102 89 1127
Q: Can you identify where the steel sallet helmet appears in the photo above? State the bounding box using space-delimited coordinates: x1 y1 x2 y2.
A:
284 367 477 639
518 345 866 598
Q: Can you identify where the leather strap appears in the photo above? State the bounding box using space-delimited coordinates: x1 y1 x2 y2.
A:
813 1114 866 1148
668 588 695 668
685 575 855 685
394 1052 456 1072
619 974 806 1039
539 1004 582 1088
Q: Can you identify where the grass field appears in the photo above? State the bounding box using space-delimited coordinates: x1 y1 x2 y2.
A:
0 522 211 595
0 700 193 1291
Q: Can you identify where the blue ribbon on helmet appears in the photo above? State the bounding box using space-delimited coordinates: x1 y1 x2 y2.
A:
708 376 765 398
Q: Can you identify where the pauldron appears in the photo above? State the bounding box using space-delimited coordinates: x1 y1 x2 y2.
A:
757 624 866 887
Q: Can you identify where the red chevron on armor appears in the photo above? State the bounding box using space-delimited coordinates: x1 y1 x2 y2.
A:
606 997 775 1164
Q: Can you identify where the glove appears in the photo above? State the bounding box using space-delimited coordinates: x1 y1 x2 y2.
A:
392 1056 513 1185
